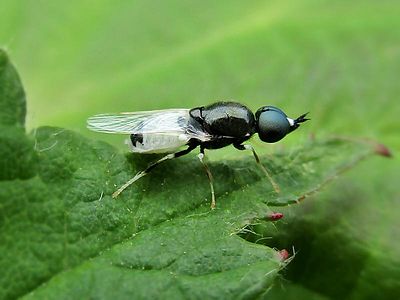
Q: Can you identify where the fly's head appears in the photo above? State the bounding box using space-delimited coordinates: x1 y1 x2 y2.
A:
255 106 309 143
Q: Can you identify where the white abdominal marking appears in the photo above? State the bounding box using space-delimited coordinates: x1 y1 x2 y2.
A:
130 134 189 153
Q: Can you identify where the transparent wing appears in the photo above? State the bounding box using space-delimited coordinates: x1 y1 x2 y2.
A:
87 109 212 141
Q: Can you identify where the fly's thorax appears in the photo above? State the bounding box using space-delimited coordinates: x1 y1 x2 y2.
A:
191 101 255 137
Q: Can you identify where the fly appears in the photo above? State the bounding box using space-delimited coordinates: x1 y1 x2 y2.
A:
87 101 309 209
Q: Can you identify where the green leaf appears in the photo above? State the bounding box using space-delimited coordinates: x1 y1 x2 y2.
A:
0 50 26 128
0 49 386 300
252 158 400 300
2 2 399 299
0 50 35 181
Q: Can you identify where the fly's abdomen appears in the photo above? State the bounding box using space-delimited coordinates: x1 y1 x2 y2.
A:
127 133 189 153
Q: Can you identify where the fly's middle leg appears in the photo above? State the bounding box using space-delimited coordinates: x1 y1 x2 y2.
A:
112 144 196 198
234 143 280 193
197 147 216 209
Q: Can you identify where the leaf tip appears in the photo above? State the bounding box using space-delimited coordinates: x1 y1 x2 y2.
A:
374 143 392 158
0 48 9 61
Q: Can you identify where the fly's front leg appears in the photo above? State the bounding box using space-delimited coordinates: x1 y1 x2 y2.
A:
197 147 216 209
234 143 280 193
112 144 196 198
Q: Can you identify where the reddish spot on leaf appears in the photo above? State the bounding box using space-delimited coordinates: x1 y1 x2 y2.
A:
268 212 283 221
374 143 392 157
278 249 290 261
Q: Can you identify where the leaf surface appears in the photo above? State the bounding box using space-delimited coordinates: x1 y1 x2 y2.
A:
0 49 385 300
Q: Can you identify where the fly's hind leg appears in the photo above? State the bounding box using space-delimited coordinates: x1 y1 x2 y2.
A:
197 147 216 209
112 144 197 198
234 143 280 193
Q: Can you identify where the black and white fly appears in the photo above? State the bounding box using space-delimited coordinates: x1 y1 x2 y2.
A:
87 101 309 208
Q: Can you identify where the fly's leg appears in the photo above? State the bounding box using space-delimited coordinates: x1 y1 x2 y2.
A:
112 144 197 198
112 154 171 198
234 143 280 193
197 147 216 209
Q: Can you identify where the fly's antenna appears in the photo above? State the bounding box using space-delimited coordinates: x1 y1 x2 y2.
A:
288 112 310 133
294 112 311 124
294 112 310 125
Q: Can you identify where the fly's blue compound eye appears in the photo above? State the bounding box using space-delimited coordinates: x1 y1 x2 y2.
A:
256 106 290 143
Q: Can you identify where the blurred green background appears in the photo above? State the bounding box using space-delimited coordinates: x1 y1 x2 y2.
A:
1 0 399 298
